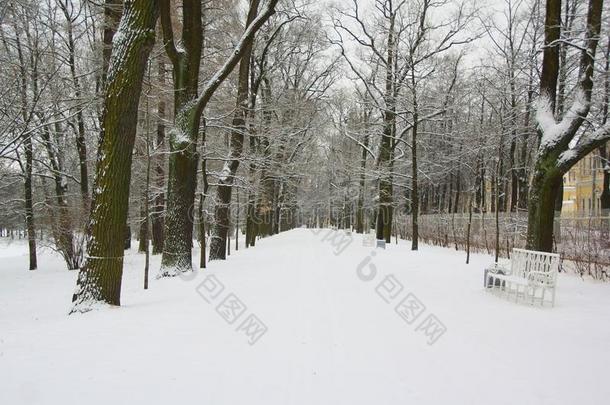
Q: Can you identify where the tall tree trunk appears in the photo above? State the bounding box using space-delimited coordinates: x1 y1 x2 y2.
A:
539 0 562 113
245 69 259 247
138 193 147 253
599 34 610 234
235 188 239 251
527 168 563 251
13 19 37 270
256 80 275 238
527 0 605 251
59 2 90 211
518 61 536 210
24 130 37 271
454 170 461 213
527 0 562 251
411 113 419 251
199 129 209 269
143 97 152 289
152 59 166 254
385 151 395 243
507 120 517 213
245 128 258 247
509 66 519 212
31 24 81 269
355 122 369 234
466 195 473 264
495 157 502 262
138 138 149 254
376 11 396 242
209 0 260 261
245 145 257 247
552 0 577 238
101 0 123 88
159 0 203 275
198 194 207 268
71 0 158 312
556 0 577 117
273 180 283 235
41 123 78 269
160 0 277 270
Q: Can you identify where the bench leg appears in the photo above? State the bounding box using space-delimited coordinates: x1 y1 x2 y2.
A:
531 286 536 305
490 275 497 292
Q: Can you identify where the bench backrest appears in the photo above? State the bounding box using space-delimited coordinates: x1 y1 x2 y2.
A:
510 248 560 280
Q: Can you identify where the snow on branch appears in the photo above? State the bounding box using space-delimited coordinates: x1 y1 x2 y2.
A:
536 89 590 153
194 0 279 121
558 122 610 172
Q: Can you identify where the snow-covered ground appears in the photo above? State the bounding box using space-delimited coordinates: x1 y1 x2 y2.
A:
1 229 609 405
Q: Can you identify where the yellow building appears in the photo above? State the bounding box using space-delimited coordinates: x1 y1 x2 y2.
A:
562 149 607 217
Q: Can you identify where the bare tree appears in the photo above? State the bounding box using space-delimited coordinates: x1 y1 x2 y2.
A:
158 0 279 276
526 0 608 251
209 0 261 261
71 0 158 312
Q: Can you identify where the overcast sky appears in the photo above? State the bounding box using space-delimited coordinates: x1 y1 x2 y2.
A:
309 0 519 91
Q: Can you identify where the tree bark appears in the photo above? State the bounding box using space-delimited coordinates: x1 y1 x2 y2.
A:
411 112 419 251
41 123 77 269
13 16 37 270
539 0 561 112
152 59 166 254
245 107 258 248
24 127 37 271
376 11 396 242
526 0 605 251
144 98 152 289
209 0 260 261
355 117 369 234
160 0 278 270
101 0 123 88
71 0 158 312
256 80 275 238
599 34 610 236
159 0 203 275
199 131 209 269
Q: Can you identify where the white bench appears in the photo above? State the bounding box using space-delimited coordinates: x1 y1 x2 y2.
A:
486 248 560 307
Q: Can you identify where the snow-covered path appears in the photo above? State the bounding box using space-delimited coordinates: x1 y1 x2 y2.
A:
1 229 610 405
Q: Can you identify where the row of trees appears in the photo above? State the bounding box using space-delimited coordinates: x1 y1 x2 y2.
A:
0 0 334 311
320 0 609 253
0 0 608 311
